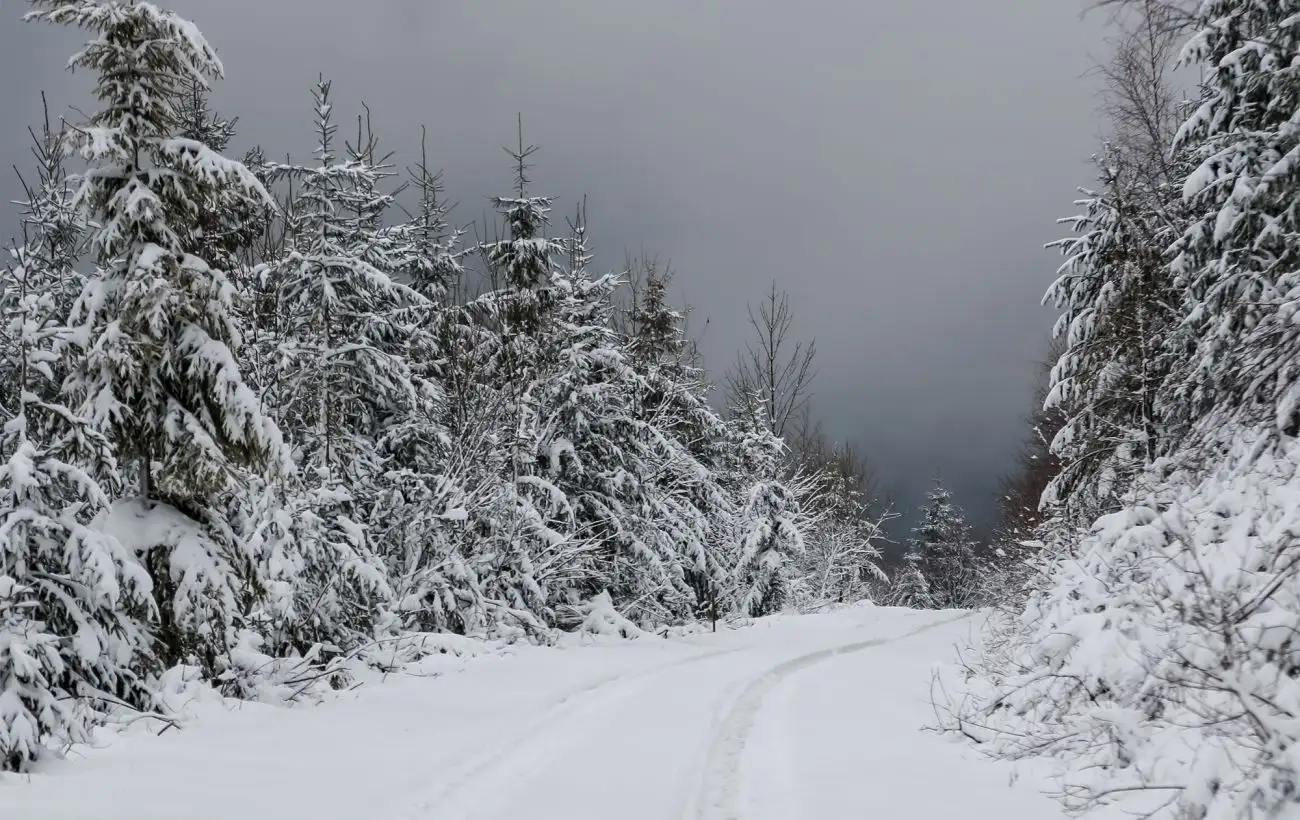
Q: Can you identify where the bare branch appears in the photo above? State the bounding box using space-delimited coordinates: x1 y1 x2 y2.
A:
726 281 818 440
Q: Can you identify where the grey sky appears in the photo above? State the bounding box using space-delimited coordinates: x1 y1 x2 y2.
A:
0 0 1110 538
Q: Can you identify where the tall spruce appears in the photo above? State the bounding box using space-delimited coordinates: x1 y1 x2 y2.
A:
624 259 733 621
465 124 569 631
1045 147 1182 521
1171 0 1300 439
27 0 286 670
250 79 430 653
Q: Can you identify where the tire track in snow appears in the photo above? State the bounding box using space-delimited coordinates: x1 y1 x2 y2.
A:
685 612 973 820
389 643 748 820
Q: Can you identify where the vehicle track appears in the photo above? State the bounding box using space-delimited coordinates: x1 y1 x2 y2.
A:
685 612 972 820
387 643 748 820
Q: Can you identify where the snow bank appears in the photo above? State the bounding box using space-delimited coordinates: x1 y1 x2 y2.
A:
939 428 1300 820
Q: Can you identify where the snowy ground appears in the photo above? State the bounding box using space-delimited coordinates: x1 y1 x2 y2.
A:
2 606 1069 820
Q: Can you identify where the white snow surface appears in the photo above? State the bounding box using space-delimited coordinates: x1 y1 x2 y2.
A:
2 606 1070 820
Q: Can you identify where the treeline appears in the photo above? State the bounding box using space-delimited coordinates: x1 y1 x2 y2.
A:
942 2 1300 819
0 0 919 771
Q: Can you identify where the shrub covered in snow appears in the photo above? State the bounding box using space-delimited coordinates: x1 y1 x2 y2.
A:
942 431 1300 820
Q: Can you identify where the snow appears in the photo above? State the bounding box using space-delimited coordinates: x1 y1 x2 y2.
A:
2 606 1070 820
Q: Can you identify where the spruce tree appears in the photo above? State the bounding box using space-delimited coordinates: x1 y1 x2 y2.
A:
907 480 979 609
890 548 934 610
396 127 465 306
259 81 425 482
0 242 151 771
789 449 888 608
624 259 733 621
8 94 85 361
725 394 803 617
173 78 262 270
544 206 719 623
27 0 285 670
1170 0 1300 438
1045 147 1182 521
250 79 430 653
463 128 574 630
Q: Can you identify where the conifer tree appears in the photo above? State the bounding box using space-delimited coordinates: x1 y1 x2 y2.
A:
907 480 979 609
175 79 245 265
464 126 571 630
8 95 85 359
790 449 889 607
260 79 422 482
27 0 286 670
624 259 733 620
936 9 1300 820
549 207 731 622
0 96 154 771
541 205 656 606
248 79 435 653
396 127 465 306
725 394 803 617
1170 0 1300 438
0 240 151 771
889 548 934 610
1045 147 1182 521
734 479 804 617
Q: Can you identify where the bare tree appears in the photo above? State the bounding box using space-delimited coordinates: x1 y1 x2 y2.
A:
1088 0 1197 38
1092 0 1190 193
790 408 890 514
727 281 817 440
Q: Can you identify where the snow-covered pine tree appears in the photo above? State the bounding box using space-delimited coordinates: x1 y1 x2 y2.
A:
1045 146 1182 522
0 576 64 772
907 480 979 609
26 0 285 671
415 294 505 635
788 445 889 609
481 121 564 339
396 127 465 306
173 78 270 314
462 128 575 631
341 127 489 637
332 103 482 639
249 78 423 654
734 479 804 618
933 12 1300 820
0 239 152 771
337 104 409 282
172 82 278 443
726 393 804 617
623 259 734 623
544 204 714 625
259 80 425 480
0 96 87 415
889 547 934 610
1168 0 1300 440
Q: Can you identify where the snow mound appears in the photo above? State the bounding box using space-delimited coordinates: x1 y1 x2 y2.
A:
565 591 653 641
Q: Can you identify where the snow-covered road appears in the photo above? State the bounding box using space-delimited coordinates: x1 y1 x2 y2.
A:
2 606 1068 820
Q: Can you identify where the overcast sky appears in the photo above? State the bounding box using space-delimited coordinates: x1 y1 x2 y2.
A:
0 0 1111 539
